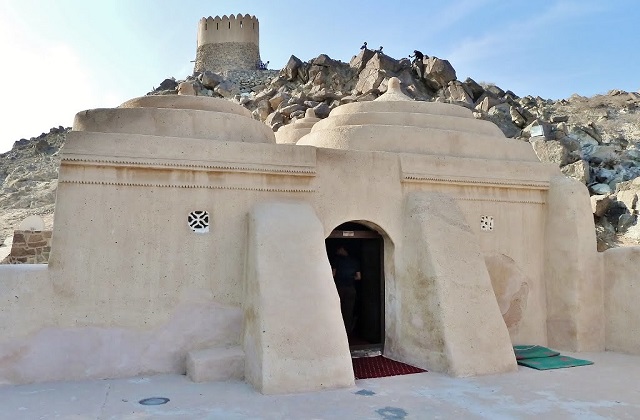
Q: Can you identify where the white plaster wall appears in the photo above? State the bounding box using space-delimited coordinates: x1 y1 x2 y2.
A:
0 265 53 341
1 130 560 385
545 176 604 352
603 247 640 354
244 201 353 394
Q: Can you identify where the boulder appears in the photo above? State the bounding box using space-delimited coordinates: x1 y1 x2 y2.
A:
485 84 505 98
282 55 304 81
509 106 526 128
367 52 403 74
590 183 613 195
586 145 619 165
615 178 640 212
355 68 386 94
158 78 178 91
199 71 224 89
254 100 271 121
265 111 284 129
591 195 613 217
423 57 457 88
349 49 376 73
311 54 337 67
618 213 636 233
568 126 600 146
530 139 569 166
462 78 485 101
475 92 502 112
484 103 521 138
444 81 473 105
561 160 590 184
214 80 239 98
279 104 306 118
313 103 331 119
177 81 197 96
269 92 290 110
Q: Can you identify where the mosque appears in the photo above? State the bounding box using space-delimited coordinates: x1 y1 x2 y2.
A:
0 14 639 395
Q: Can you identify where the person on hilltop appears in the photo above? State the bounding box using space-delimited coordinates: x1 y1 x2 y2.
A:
410 50 425 64
360 41 368 50
375 46 384 54
409 50 426 77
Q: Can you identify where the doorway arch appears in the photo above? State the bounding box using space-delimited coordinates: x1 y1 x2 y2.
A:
326 221 385 354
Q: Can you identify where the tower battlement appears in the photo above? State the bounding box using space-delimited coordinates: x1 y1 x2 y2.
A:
194 14 261 74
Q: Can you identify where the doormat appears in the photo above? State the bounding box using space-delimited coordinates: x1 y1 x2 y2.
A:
514 345 593 370
514 345 560 360
352 355 426 379
517 355 594 370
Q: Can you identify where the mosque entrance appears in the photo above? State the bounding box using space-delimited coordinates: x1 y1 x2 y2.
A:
326 222 384 354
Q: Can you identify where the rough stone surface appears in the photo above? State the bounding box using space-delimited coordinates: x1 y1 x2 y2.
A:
199 71 224 89
591 194 613 217
530 139 569 166
561 159 590 184
423 57 456 88
195 43 260 74
1 230 52 264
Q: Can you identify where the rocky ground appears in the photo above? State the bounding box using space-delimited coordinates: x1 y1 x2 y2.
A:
2 49 640 252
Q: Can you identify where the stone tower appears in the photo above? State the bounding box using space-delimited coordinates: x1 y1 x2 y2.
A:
194 14 260 74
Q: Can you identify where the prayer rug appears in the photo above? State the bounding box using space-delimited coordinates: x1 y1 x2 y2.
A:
513 345 560 360
352 356 426 379
517 355 594 370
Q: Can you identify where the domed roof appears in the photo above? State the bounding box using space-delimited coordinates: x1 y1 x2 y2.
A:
275 108 321 144
297 77 537 162
73 95 275 144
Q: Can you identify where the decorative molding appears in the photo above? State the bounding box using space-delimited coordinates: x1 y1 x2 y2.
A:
61 156 316 176
455 197 546 205
58 179 315 193
402 174 549 190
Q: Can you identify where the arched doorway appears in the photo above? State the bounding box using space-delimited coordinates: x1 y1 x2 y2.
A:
326 222 384 355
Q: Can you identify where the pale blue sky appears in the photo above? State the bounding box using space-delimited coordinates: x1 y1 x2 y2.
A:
0 0 638 152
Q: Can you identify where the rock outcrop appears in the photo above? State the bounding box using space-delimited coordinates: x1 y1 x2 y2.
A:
3 48 640 255
0 127 65 248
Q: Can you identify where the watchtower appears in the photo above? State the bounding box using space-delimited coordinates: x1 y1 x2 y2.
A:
194 14 260 74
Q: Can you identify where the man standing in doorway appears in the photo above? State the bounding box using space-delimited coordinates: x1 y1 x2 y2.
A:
332 245 361 335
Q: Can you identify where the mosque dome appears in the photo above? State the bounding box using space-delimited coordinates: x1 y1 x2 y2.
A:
297 77 537 161
275 108 321 144
72 95 275 143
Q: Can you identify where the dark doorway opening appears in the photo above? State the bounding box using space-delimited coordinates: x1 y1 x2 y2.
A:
326 222 384 354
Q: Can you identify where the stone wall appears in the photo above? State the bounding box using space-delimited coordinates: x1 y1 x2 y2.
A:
225 69 279 93
194 43 260 74
3 230 52 264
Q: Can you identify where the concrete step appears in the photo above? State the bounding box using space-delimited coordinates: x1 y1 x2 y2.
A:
186 346 244 383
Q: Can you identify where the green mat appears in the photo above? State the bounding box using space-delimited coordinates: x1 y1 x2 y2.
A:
517 355 594 370
513 345 560 360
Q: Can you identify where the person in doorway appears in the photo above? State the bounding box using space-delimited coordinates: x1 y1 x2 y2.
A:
332 245 361 335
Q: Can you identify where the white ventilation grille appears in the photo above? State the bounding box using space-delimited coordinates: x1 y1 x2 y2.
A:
480 215 494 232
188 211 209 233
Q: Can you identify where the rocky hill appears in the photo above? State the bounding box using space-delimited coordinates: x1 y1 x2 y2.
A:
0 127 65 246
2 49 640 251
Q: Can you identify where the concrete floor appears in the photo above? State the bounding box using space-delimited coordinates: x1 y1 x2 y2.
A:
1 352 639 419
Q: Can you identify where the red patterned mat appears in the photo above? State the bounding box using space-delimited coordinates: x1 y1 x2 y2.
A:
352 356 427 379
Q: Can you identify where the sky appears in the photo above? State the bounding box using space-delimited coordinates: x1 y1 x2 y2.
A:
0 0 638 153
